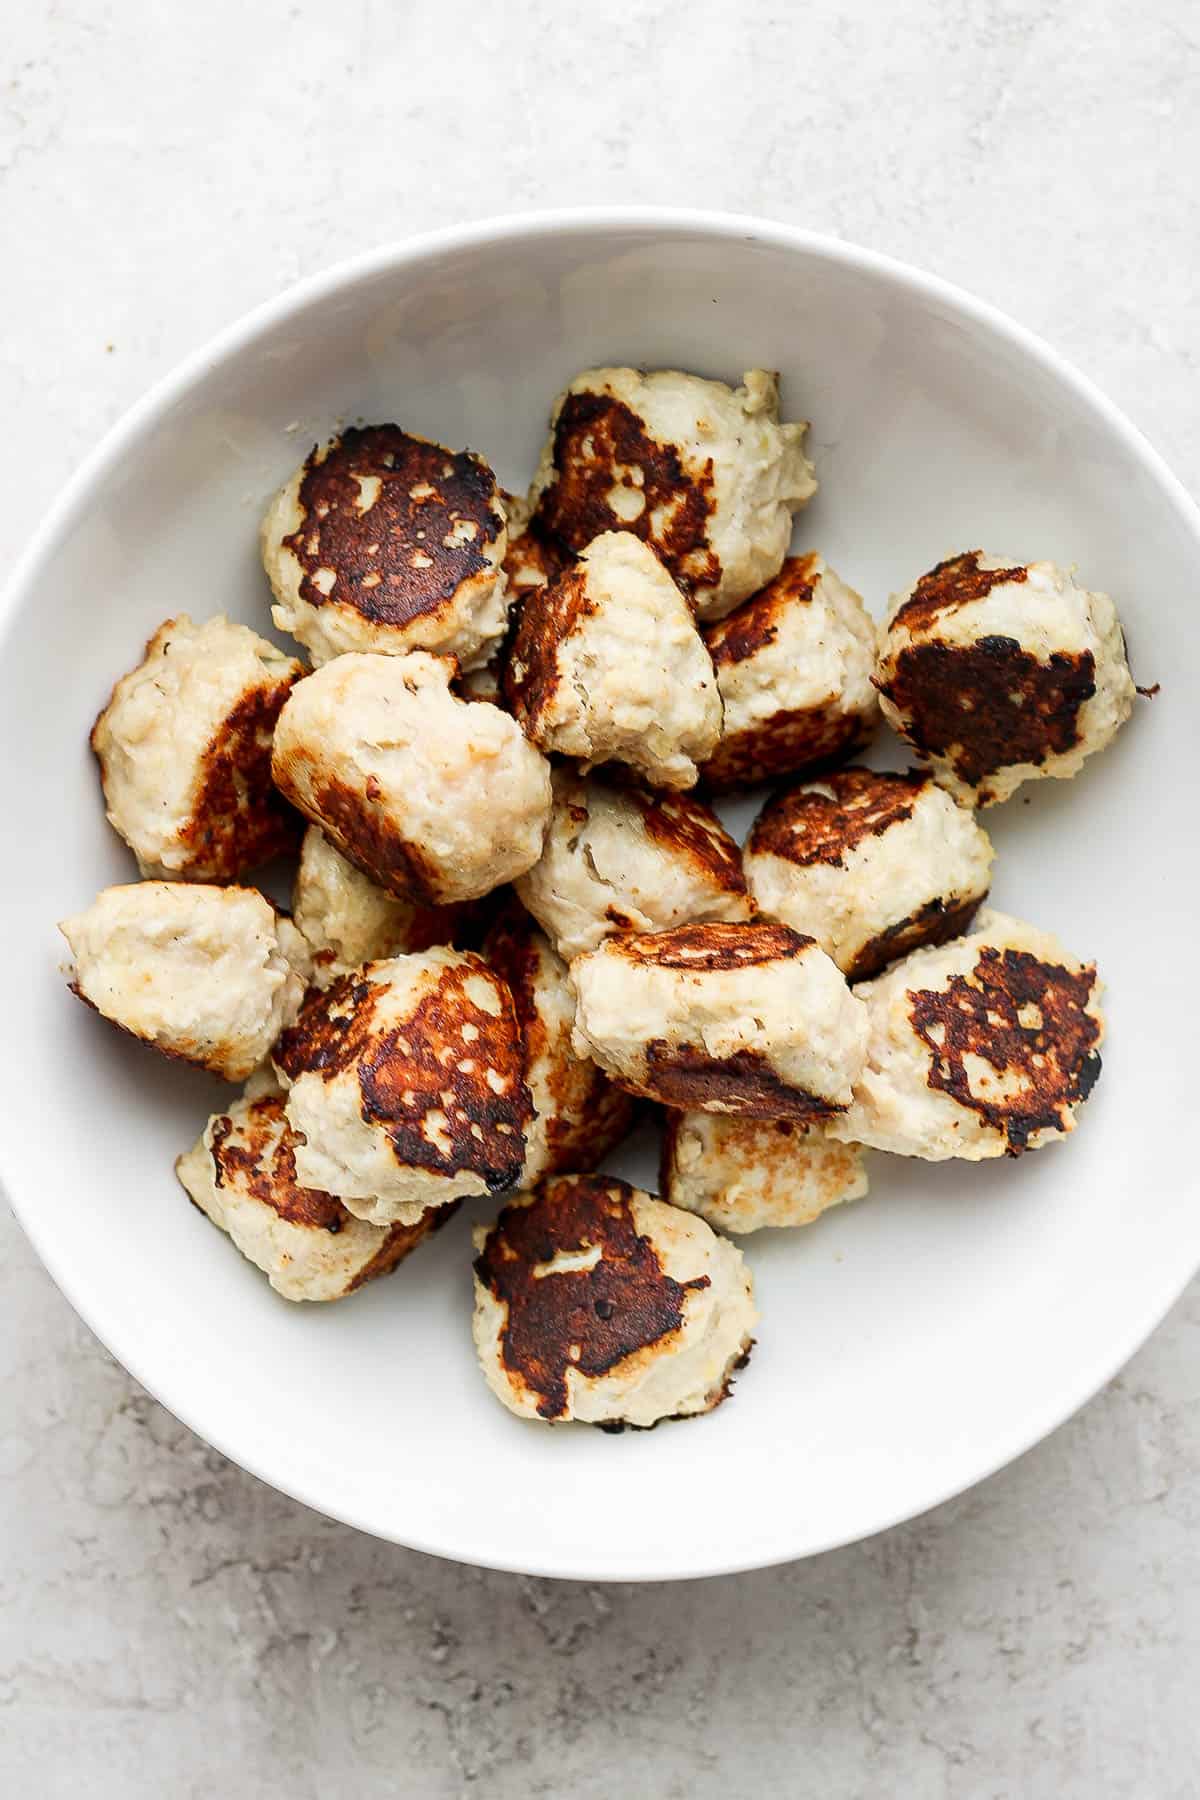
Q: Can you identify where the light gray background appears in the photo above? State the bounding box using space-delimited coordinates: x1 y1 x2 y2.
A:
3 2 1198 1794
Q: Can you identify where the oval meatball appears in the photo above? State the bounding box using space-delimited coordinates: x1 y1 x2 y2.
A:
91 613 302 881
504 531 721 790
827 909 1105 1160
59 883 310 1082
472 1173 757 1426
515 768 750 963
261 424 509 671
176 1083 455 1302
570 921 869 1120
701 554 878 789
874 552 1136 806
745 767 994 981
527 366 815 619
273 948 531 1224
661 1110 868 1234
271 650 552 905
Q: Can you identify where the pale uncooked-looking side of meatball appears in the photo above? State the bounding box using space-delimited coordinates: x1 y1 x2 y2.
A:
874 552 1136 806
827 908 1105 1160
292 825 475 987
272 651 552 905
261 424 509 671
59 883 311 1082
701 554 879 789
472 1174 757 1426
515 768 751 963
661 1111 869 1234
571 921 869 1119
745 767 994 981
504 531 722 790
91 613 303 881
176 1084 454 1301
527 366 816 619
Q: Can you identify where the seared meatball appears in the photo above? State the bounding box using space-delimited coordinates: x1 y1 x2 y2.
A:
483 908 635 1185
745 767 994 981
505 531 721 789
472 1174 757 1426
527 366 816 619
176 1082 455 1301
272 650 551 904
515 768 750 963
273 948 531 1224
59 883 310 1081
662 1110 868 1234
571 921 869 1120
91 613 302 881
500 488 568 597
827 909 1105 1159
874 552 1136 806
261 424 509 670
701 554 878 789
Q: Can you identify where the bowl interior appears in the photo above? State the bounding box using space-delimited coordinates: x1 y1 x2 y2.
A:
2 215 1195 1580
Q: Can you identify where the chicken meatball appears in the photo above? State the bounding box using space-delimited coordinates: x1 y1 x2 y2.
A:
571 921 869 1120
271 650 552 905
59 883 310 1081
745 767 994 981
261 424 509 670
272 948 531 1224
527 366 816 619
472 1174 757 1426
91 613 302 881
827 909 1105 1160
700 554 878 790
662 1110 868 1234
874 552 1136 806
483 907 635 1185
515 768 751 963
504 531 721 790
176 1082 455 1301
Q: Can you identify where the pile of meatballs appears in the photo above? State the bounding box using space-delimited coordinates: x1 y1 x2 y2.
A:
59 364 1138 1431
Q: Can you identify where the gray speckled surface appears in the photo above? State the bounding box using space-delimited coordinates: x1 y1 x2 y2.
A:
3 3 1199 1792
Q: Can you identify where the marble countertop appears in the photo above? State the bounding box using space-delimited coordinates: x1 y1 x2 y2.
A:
4 2 1199 1793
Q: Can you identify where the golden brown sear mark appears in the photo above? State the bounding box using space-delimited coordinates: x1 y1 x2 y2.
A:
891 551 1028 633
531 391 719 599
474 1175 710 1420
641 1042 843 1120
184 682 300 875
908 946 1101 1153
875 638 1096 791
502 564 595 729
313 774 439 902
702 708 870 793
846 890 986 983
284 425 501 626
615 919 811 972
635 788 747 894
703 554 820 668
748 767 926 869
211 1096 345 1230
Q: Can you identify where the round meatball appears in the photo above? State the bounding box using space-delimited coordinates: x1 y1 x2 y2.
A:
91 613 302 881
261 424 509 671
271 651 552 905
874 551 1136 806
701 554 878 789
527 366 816 619
662 1111 868 1235
515 768 750 963
745 767 994 981
570 921 869 1120
273 948 531 1224
504 531 721 790
827 909 1105 1160
176 1084 455 1302
59 883 310 1082
472 1174 757 1426
483 908 635 1185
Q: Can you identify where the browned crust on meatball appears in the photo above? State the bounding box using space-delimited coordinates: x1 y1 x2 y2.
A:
703 554 821 667
271 750 441 900
908 947 1102 1153
346 1198 460 1291
543 1082 637 1177
275 957 532 1189
530 390 719 601
179 681 302 877
639 1043 843 1120
502 564 595 732
633 787 748 897
891 551 1028 634
875 638 1096 794
502 513 569 595
702 709 874 792
612 919 813 972
473 1175 711 1421
210 1096 345 1229
845 890 987 983
748 767 928 869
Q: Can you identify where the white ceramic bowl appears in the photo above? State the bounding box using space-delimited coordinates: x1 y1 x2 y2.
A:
3 210 1195 1581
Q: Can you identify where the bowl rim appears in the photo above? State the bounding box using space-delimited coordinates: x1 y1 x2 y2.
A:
5 206 1199 1582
